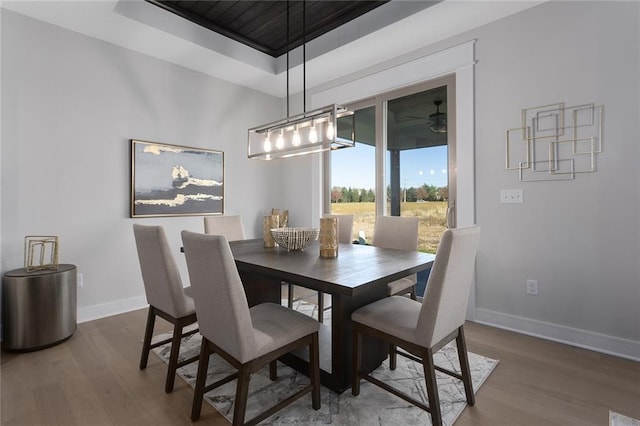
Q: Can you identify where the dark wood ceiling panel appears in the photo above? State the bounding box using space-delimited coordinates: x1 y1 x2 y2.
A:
146 0 389 57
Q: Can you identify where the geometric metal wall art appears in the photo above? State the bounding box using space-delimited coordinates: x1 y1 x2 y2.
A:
506 102 604 181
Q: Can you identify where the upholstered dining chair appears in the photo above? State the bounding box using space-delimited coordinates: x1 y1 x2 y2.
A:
203 215 245 241
133 224 199 393
287 214 354 323
181 231 321 425
372 215 420 299
325 213 355 245
351 226 481 426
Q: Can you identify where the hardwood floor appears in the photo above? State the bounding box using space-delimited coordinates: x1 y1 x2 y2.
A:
2 308 638 425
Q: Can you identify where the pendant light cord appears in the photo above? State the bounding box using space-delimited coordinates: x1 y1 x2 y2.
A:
303 0 306 116
286 0 290 120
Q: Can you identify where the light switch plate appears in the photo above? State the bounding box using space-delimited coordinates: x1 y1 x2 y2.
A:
500 189 523 203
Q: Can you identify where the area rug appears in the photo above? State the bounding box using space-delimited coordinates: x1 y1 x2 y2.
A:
152 303 498 425
610 411 640 426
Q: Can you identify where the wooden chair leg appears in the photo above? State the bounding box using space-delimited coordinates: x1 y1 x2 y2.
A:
423 348 442 426
351 326 362 396
165 322 184 393
232 365 252 426
317 292 324 323
287 283 294 309
409 286 417 300
139 307 155 370
389 344 397 370
456 326 475 405
310 332 321 409
269 360 277 381
191 341 212 421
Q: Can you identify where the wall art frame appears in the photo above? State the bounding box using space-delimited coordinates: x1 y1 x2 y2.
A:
130 139 224 217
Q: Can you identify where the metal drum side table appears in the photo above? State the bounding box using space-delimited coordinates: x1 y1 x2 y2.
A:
2 264 77 351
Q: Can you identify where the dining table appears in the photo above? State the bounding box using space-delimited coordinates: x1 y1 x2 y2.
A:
228 238 435 393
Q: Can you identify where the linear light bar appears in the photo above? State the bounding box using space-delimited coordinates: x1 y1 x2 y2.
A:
248 104 355 160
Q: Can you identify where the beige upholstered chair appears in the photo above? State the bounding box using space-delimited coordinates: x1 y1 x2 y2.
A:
324 213 355 244
203 215 245 241
181 231 321 425
351 226 481 426
288 214 354 322
133 224 199 393
372 216 420 299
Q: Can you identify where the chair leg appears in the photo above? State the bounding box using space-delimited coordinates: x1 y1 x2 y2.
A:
351 326 362 396
165 322 184 393
409 286 417 300
389 344 397 370
310 332 321 410
269 360 277 381
423 348 442 426
317 291 324 323
287 283 294 309
456 326 475 405
191 341 211 421
139 307 155 370
232 365 252 426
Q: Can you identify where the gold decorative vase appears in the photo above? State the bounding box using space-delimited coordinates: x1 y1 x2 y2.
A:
263 215 280 247
319 217 339 258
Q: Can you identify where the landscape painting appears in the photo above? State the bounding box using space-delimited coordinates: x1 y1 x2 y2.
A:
131 140 224 217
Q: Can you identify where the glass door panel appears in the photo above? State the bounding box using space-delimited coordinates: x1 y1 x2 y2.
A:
384 85 451 254
330 106 376 243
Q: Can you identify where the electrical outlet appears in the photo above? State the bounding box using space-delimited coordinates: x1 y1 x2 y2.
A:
77 272 84 288
500 189 523 203
526 279 538 295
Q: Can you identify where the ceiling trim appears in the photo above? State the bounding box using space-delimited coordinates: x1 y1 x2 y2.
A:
1 0 546 98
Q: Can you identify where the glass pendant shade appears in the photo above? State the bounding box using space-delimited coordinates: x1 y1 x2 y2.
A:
308 124 318 143
292 126 301 146
263 132 272 152
248 104 355 160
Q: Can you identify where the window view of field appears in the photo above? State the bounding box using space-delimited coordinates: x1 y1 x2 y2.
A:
331 201 448 254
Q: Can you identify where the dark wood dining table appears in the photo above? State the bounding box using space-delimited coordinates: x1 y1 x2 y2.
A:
228 238 435 393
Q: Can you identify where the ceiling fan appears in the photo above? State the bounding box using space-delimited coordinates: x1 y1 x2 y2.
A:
399 99 447 134
428 100 447 133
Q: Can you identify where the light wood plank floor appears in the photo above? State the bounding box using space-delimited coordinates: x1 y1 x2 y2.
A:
2 308 638 425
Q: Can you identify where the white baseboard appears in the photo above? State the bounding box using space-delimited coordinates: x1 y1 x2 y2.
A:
76 297 640 362
77 295 148 324
474 308 640 362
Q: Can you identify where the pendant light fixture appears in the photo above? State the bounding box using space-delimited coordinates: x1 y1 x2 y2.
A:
248 1 355 160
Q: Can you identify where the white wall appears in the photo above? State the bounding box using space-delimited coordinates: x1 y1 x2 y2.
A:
1 10 284 321
2 2 638 360
471 1 639 358
283 1 640 359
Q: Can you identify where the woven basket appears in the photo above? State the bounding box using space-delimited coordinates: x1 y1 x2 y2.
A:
270 227 319 251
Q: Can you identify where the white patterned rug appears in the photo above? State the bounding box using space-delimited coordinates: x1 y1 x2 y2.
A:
152 303 498 425
611 411 640 426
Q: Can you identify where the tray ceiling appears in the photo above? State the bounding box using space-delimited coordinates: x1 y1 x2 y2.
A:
147 1 390 57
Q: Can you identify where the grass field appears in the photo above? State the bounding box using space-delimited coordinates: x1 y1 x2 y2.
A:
331 201 448 253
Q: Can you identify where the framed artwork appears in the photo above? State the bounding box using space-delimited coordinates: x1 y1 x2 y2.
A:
130 139 224 217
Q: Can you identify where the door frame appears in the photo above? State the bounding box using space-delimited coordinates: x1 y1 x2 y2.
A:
311 40 477 320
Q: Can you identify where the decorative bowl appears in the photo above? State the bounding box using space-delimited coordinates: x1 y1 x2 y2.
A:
270 227 319 251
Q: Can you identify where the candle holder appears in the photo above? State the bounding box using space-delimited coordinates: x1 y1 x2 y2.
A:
319 217 339 258
263 215 280 247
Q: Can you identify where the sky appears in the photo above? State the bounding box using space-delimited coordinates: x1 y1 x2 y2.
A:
331 144 448 190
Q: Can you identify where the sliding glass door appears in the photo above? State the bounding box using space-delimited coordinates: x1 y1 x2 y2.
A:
382 81 455 254
327 76 456 254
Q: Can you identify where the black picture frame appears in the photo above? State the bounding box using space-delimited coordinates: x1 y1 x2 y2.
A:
130 139 224 217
